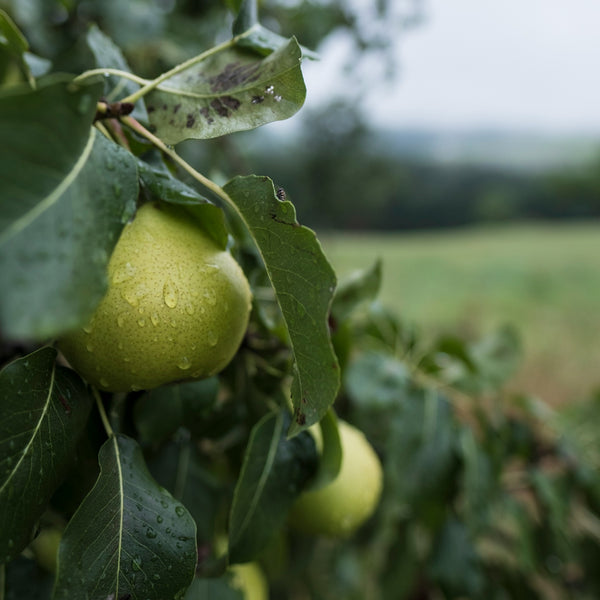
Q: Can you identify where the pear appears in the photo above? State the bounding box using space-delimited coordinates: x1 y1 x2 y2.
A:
289 421 383 538
59 202 252 392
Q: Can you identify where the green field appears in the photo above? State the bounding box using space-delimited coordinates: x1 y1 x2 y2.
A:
321 222 600 405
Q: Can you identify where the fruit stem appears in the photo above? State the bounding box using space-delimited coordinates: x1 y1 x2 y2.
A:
93 387 115 438
120 115 238 211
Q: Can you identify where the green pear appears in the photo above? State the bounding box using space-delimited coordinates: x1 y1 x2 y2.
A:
289 421 383 538
59 202 252 392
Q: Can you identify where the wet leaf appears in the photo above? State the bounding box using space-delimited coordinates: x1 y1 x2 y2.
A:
137 158 228 249
0 76 102 236
0 347 93 562
53 434 197 600
223 175 340 435
228 410 317 563
232 0 318 59
0 124 138 341
145 38 305 144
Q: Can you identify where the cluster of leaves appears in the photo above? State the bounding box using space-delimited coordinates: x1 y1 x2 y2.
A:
1 2 343 598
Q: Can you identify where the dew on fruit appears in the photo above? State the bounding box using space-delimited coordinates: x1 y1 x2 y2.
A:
122 288 140 307
100 377 109 388
151 313 160 326
153 573 161 581
138 318 146 327
178 356 191 370
207 330 218 347
86 342 94 352
117 314 126 328
203 263 221 275
203 288 217 306
163 279 179 308
146 528 157 539
156 515 163 523
83 323 93 334
185 303 195 315
175 505 185 517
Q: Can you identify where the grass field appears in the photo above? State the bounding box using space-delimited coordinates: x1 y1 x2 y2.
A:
321 222 600 405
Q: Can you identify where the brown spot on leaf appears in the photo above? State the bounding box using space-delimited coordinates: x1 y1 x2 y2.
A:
251 95 265 104
220 95 241 110
147 105 155 113
200 107 214 124
208 62 262 93
210 98 230 118
296 412 306 426
173 103 181 113
186 113 196 127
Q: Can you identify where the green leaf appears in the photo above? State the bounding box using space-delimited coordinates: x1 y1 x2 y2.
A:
0 9 32 85
331 259 382 323
137 158 228 249
0 76 102 235
5 556 54 600
428 517 484 597
232 0 257 35
223 175 340 435
228 410 317 563
145 38 305 145
53 434 197 600
236 25 319 60
232 0 318 59
0 126 138 341
86 24 148 120
305 409 342 491
0 347 93 562
133 378 219 445
147 437 223 543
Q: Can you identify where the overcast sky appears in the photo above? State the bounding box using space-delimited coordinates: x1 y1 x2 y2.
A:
302 0 600 133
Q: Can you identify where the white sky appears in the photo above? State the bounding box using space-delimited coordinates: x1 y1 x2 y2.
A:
301 0 600 133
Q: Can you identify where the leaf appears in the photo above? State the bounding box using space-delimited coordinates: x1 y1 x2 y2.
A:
0 126 138 341
86 24 148 121
0 9 32 85
0 347 93 562
223 176 340 435
228 410 317 563
331 259 382 323
133 378 219 445
428 517 484 597
232 0 318 59
147 437 223 543
145 38 306 145
305 409 342 491
5 556 54 600
232 0 257 35
137 158 228 249
0 76 102 236
53 434 197 600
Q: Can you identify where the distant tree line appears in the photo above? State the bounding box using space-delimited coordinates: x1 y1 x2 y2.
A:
239 111 600 231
